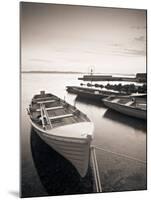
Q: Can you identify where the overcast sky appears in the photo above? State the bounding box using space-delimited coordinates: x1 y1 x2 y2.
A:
21 2 146 74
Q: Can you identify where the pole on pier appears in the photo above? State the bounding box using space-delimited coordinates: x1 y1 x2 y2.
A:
90 67 93 86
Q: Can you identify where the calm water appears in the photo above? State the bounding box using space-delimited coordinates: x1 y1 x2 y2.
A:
21 73 147 197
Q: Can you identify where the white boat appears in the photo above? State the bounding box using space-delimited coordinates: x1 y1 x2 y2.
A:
103 95 147 120
27 91 94 177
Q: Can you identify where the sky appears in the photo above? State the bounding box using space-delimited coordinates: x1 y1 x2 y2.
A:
21 2 146 74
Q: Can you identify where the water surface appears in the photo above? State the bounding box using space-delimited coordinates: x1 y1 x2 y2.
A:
21 73 147 197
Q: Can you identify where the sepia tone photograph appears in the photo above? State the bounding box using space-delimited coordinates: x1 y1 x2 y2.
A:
20 2 147 198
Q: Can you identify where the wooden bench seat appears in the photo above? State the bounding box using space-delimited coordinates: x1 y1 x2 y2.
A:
37 100 56 104
37 106 63 112
49 113 73 120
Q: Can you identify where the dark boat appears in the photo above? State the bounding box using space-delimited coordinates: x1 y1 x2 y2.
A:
67 86 126 102
76 88 108 101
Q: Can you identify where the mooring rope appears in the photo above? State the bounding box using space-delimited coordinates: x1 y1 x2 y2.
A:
91 148 99 192
90 145 146 193
92 147 102 192
91 146 102 192
93 145 146 164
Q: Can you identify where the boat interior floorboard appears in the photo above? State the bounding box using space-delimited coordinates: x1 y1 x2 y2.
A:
30 93 90 130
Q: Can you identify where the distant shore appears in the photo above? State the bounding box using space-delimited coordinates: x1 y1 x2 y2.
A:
22 71 146 83
21 71 84 74
21 71 137 76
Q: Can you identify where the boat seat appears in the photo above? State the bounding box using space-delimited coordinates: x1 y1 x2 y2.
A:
34 97 54 102
139 103 146 106
125 101 133 106
136 103 146 110
36 106 63 112
73 110 80 116
111 99 120 103
49 113 73 120
37 100 56 104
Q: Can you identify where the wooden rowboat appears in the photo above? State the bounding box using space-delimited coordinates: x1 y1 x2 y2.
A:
102 95 147 120
27 91 94 177
75 88 108 101
66 86 126 102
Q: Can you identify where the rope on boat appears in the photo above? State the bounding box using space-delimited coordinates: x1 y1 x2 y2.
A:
90 146 102 193
93 145 146 164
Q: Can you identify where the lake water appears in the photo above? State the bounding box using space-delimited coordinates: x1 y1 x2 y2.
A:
21 73 147 197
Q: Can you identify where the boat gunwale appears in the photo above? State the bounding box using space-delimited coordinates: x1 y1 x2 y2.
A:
31 94 90 121
75 87 121 96
28 92 93 143
76 89 108 97
103 98 146 111
66 86 126 95
28 117 93 144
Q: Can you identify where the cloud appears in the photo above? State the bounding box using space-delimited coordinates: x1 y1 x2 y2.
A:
29 58 53 63
111 43 122 47
131 25 146 30
134 36 145 42
108 39 146 57
111 47 146 57
123 48 146 56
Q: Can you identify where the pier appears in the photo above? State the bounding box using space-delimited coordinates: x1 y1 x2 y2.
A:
78 73 146 83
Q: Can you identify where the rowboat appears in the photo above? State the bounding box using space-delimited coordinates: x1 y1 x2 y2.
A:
66 86 125 95
67 87 125 102
27 91 94 177
66 86 80 94
77 89 108 101
102 95 147 120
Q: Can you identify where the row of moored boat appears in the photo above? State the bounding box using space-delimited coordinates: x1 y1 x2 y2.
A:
27 88 146 178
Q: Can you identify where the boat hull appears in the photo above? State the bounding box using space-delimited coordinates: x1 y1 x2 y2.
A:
103 100 146 120
28 91 94 177
33 126 91 177
77 90 106 101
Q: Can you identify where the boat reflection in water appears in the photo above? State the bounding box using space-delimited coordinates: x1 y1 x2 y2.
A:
30 128 94 196
75 96 105 107
103 109 147 132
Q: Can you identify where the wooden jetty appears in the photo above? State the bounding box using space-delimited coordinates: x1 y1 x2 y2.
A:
78 73 146 83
